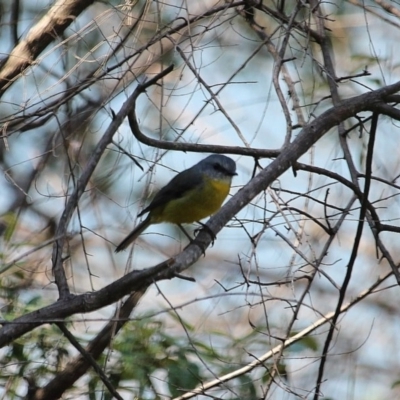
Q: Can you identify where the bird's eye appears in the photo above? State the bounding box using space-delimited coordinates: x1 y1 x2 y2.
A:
213 163 223 171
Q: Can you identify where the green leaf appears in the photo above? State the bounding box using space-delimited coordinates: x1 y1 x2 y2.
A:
392 379 400 388
237 374 257 398
88 377 97 400
289 332 318 352
168 358 201 397
3 212 18 243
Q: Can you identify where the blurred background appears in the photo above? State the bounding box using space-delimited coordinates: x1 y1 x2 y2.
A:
1 0 400 399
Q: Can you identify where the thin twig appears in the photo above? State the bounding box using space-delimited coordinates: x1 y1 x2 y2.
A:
56 323 124 400
52 65 174 299
173 266 394 400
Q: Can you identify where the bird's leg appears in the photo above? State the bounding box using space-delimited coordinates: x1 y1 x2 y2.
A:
180 224 207 255
178 224 194 242
194 221 216 245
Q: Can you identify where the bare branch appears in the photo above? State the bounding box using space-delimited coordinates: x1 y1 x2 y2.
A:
51 65 174 299
173 268 394 399
0 0 95 96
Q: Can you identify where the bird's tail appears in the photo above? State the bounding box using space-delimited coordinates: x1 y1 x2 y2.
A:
115 216 152 253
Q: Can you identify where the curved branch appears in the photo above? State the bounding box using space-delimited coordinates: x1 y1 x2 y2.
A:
127 104 280 158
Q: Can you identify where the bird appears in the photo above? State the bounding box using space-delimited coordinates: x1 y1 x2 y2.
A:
115 154 237 252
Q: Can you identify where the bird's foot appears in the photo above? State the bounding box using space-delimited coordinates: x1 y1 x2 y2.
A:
194 222 216 246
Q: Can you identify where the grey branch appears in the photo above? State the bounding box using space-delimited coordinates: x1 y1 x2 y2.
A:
0 0 95 96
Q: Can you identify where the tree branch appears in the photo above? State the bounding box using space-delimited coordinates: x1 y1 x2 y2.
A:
0 0 96 96
1 80 399 348
51 64 175 299
32 290 147 400
55 323 124 400
173 267 394 399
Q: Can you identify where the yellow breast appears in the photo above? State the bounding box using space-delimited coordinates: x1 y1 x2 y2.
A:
156 176 231 224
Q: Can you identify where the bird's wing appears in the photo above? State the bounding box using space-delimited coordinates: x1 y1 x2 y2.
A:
138 167 203 216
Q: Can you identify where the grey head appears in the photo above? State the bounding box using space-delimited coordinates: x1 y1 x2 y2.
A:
197 154 237 180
